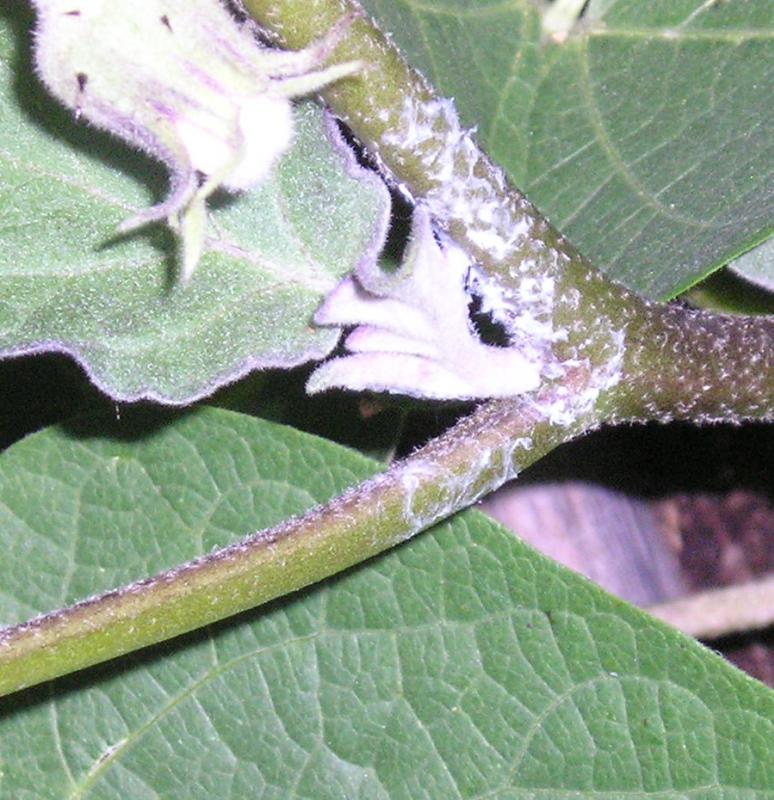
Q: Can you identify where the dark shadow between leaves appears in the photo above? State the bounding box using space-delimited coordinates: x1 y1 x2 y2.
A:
58 403 197 446
0 353 196 452
519 421 774 499
708 626 774 688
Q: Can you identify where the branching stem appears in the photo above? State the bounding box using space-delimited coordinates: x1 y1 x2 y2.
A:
243 0 774 424
0 0 771 697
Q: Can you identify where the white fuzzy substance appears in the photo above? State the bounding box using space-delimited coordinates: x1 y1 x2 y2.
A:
378 95 596 407
309 207 544 400
396 459 449 531
383 98 537 264
529 326 626 427
316 90 626 422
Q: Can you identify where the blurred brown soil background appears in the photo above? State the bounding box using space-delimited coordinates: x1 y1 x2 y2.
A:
482 422 774 686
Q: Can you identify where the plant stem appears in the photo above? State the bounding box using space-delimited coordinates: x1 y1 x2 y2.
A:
0 400 587 697
647 574 774 640
244 0 774 425
1 0 771 697
616 301 774 422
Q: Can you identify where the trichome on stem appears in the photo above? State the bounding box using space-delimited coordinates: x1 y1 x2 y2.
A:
0 0 771 698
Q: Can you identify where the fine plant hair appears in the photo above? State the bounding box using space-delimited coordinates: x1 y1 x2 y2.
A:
0 0 771 698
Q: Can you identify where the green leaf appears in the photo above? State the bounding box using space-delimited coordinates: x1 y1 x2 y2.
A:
360 0 774 299
0 6 389 403
727 234 774 294
1 407 771 798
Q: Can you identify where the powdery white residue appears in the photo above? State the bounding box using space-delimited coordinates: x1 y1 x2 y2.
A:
584 326 626 401
396 458 449 533
383 98 537 264
393 430 537 535
495 435 533 487
466 216 530 257
396 447 491 533
377 93 629 429
466 261 566 386
530 326 627 427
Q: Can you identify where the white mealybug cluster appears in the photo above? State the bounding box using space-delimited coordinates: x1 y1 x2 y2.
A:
30 0 361 281
308 206 542 400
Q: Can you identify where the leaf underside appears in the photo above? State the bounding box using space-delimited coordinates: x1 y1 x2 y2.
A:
0 407 772 799
0 6 388 403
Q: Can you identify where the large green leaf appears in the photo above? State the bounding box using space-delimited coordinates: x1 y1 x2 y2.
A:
0 407 771 798
361 0 774 299
0 6 388 403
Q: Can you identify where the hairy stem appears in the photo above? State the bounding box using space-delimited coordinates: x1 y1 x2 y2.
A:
1 0 771 697
617 302 774 422
0 400 587 697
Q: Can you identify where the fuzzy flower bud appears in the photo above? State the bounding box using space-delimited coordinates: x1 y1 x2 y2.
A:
30 0 361 281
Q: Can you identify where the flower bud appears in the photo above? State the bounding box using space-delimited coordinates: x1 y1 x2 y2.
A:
30 0 360 281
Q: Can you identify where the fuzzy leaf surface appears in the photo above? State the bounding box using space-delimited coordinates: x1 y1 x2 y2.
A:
361 0 774 299
0 7 388 402
0 407 772 798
